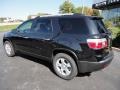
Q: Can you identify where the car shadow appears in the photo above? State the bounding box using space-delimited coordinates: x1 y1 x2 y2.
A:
17 53 90 78
17 53 55 74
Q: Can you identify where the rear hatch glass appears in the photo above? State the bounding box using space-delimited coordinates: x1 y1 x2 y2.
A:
88 18 110 34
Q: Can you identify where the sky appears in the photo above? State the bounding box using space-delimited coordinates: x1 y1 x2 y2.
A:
0 0 93 20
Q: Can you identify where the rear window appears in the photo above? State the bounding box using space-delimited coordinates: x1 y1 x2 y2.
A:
90 19 108 33
59 18 89 34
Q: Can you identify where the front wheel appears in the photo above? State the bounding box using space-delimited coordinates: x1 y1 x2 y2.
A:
4 41 15 57
53 53 78 80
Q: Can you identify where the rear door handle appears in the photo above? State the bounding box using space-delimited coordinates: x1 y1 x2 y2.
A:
45 38 50 40
23 37 29 39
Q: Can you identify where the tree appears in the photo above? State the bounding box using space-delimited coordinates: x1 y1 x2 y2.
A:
59 0 75 13
0 18 6 23
104 20 112 29
74 7 82 14
37 13 50 16
74 6 100 16
59 1 100 16
83 7 93 15
92 9 100 16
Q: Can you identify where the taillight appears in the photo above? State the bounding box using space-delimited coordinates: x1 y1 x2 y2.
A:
87 38 108 50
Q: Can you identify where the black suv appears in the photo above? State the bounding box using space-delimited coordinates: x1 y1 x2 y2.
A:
3 14 113 80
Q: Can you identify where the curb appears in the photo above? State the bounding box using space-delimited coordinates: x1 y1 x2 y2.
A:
112 47 120 52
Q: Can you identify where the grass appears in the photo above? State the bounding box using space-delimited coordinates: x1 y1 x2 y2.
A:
0 24 19 32
110 27 120 38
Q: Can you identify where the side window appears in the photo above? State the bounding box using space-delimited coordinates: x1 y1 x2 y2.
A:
33 19 52 34
17 20 33 33
59 18 89 34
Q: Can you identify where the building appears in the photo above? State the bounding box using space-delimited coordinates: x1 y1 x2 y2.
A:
0 17 23 23
93 0 120 25
3 17 16 23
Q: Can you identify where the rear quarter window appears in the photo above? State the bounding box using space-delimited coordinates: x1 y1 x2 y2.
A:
59 18 89 35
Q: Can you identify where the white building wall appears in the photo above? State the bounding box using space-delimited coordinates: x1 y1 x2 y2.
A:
93 0 106 3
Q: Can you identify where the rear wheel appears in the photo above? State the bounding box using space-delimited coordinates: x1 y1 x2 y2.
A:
53 53 78 80
4 41 15 57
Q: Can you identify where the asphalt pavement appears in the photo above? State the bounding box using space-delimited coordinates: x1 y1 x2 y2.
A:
0 32 120 90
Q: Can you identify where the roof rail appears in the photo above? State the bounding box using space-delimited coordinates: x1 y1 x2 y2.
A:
39 13 73 17
37 13 84 18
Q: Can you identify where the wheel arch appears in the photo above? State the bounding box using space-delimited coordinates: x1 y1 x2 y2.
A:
53 48 78 65
3 38 15 51
3 38 11 44
3 38 13 45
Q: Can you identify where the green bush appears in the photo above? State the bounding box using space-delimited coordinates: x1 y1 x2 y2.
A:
104 20 112 29
112 31 120 48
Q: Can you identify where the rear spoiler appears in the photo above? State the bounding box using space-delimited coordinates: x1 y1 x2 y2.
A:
91 16 103 20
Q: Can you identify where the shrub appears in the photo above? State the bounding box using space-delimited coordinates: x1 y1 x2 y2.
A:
104 20 112 29
112 31 120 48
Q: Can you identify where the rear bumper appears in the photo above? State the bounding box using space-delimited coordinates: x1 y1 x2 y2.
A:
77 51 113 73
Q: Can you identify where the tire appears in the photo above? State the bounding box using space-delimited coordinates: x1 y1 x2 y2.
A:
53 53 78 80
4 41 15 57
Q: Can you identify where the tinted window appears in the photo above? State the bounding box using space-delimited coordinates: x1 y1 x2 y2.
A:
59 18 89 34
90 19 108 33
17 20 33 33
33 19 52 34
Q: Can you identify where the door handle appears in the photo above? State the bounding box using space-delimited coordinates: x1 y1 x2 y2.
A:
23 37 29 39
45 39 50 40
